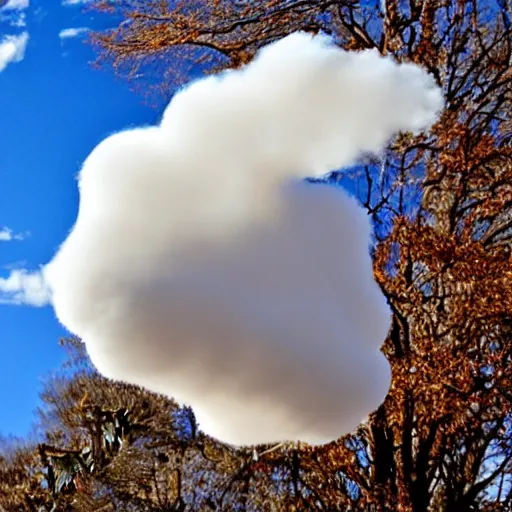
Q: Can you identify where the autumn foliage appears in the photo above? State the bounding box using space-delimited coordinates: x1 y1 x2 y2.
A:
2 0 512 510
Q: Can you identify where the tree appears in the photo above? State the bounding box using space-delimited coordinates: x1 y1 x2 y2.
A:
90 2 512 509
2 0 511 510
1 338 293 510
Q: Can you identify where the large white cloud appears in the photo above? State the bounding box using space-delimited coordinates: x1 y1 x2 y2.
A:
46 32 443 446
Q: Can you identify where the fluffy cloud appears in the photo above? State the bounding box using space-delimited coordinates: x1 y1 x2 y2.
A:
58 27 90 39
46 32 443 446
0 228 14 241
0 32 28 72
0 269 51 307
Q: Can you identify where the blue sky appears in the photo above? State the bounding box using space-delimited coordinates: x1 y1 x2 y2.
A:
0 0 159 437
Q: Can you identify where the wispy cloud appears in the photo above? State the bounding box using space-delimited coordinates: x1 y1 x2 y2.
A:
9 12 26 26
0 0 29 10
59 27 90 39
0 227 29 241
0 32 28 72
0 269 51 307
0 0 29 27
2 260 28 271
61 0 92 6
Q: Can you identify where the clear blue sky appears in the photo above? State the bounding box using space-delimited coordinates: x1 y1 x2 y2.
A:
0 0 159 437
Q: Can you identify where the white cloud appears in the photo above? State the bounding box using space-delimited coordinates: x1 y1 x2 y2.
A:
0 0 29 10
0 32 28 72
0 227 28 241
58 27 90 39
0 228 13 241
10 11 26 27
61 0 92 6
0 0 28 27
46 32 443 447
0 269 51 307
